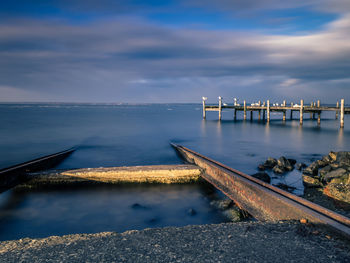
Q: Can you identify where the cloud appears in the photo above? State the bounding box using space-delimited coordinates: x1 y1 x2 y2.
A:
184 0 350 14
0 10 350 102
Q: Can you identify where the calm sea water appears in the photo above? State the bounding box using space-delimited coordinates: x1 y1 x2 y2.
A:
0 103 349 240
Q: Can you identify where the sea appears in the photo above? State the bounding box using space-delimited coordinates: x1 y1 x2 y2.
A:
0 103 349 240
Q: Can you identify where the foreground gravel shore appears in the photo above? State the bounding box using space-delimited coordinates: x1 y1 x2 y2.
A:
1 221 349 263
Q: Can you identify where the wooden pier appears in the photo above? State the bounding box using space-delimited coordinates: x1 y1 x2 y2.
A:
202 97 349 127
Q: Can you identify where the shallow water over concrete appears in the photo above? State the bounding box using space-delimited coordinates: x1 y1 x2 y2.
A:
0 184 228 241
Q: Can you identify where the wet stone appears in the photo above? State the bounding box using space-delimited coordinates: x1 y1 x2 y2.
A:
187 208 197 216
295 163 307 171
322 168 347 183
303 162 319 176
288 159 297 166
272 166 285 174
251 172 271 183
302 175 322 188
319 165 332 177
263 157 277 168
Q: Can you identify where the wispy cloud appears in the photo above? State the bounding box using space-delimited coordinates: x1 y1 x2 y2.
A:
0 1 349 102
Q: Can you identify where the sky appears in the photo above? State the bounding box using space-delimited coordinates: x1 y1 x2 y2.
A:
0 0 350 103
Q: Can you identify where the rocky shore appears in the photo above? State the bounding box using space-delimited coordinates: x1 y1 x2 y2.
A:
256 151 350 217
1 221 349 262
302 151 350 206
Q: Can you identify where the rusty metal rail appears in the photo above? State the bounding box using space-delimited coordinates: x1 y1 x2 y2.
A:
171 143 350 239
0 148 75 192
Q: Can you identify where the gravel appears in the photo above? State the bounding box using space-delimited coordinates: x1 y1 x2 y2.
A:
1 221 349 263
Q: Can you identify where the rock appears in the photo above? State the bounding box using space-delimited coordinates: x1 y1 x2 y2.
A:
302 175 322 188
321 168 347 183
272 166 285 174
251 172 271 183
321 155 331 164
263 157 277 168
319 165 332 177
330 163 340 169
303 162 319 176
295 163 307 171
223 208 242 222
315 160 327 168
328 151 337 161
258 164 266 171
263 157 277 169
210 199 233 210
131 203 148 209
287 159 297 166
277 157 293 171
187 208 197 216
336 151 350 166
324 182 350 205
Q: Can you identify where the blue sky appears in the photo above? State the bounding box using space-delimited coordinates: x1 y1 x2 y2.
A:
0 0 350 103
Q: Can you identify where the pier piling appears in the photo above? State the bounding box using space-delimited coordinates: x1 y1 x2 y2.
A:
202 97 206 119
300 100 304 125
202 97 347 128
244 100 247 120
218 96 222 120
336 101 339 119
341 99 345 128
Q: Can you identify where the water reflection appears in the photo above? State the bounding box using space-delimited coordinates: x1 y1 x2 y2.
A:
0 184 227 241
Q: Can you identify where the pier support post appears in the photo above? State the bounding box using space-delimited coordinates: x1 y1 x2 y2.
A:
258 110 261 120
218 96 222 120
300 99 304 125
202 97 207 119
290 102 293 119
267 100 270 122
336 101 339 119
318 112 321 125
283 111 286 122
340 99 344 128
244 100 247 120
317 100 321 125
234 109 237 120
250 110 253 120
310 102 313 119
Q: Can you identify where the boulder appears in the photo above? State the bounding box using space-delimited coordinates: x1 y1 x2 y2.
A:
330 163 340 170
272 166 285 174
315 159 327 168
321 155 331 164
295 163 307 171
318 165 332 177
302 175 322 188
328 151 337 162
321 168 347 183
251 172 271 183
210 199 233 210
187 208 197 216
287 158 297 166
223 208 242 222
277 157 293 171
324 183 350 205
263 157 277 168
303 162 319 176
258 164 266 171
336 151 350 166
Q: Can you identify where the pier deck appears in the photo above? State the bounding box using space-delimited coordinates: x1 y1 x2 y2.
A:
203 97 349 127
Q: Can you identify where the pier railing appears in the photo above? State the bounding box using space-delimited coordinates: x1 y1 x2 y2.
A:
202 97 348 128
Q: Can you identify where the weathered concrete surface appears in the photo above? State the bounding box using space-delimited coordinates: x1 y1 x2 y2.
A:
20 165 202 188
0 221 349 263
